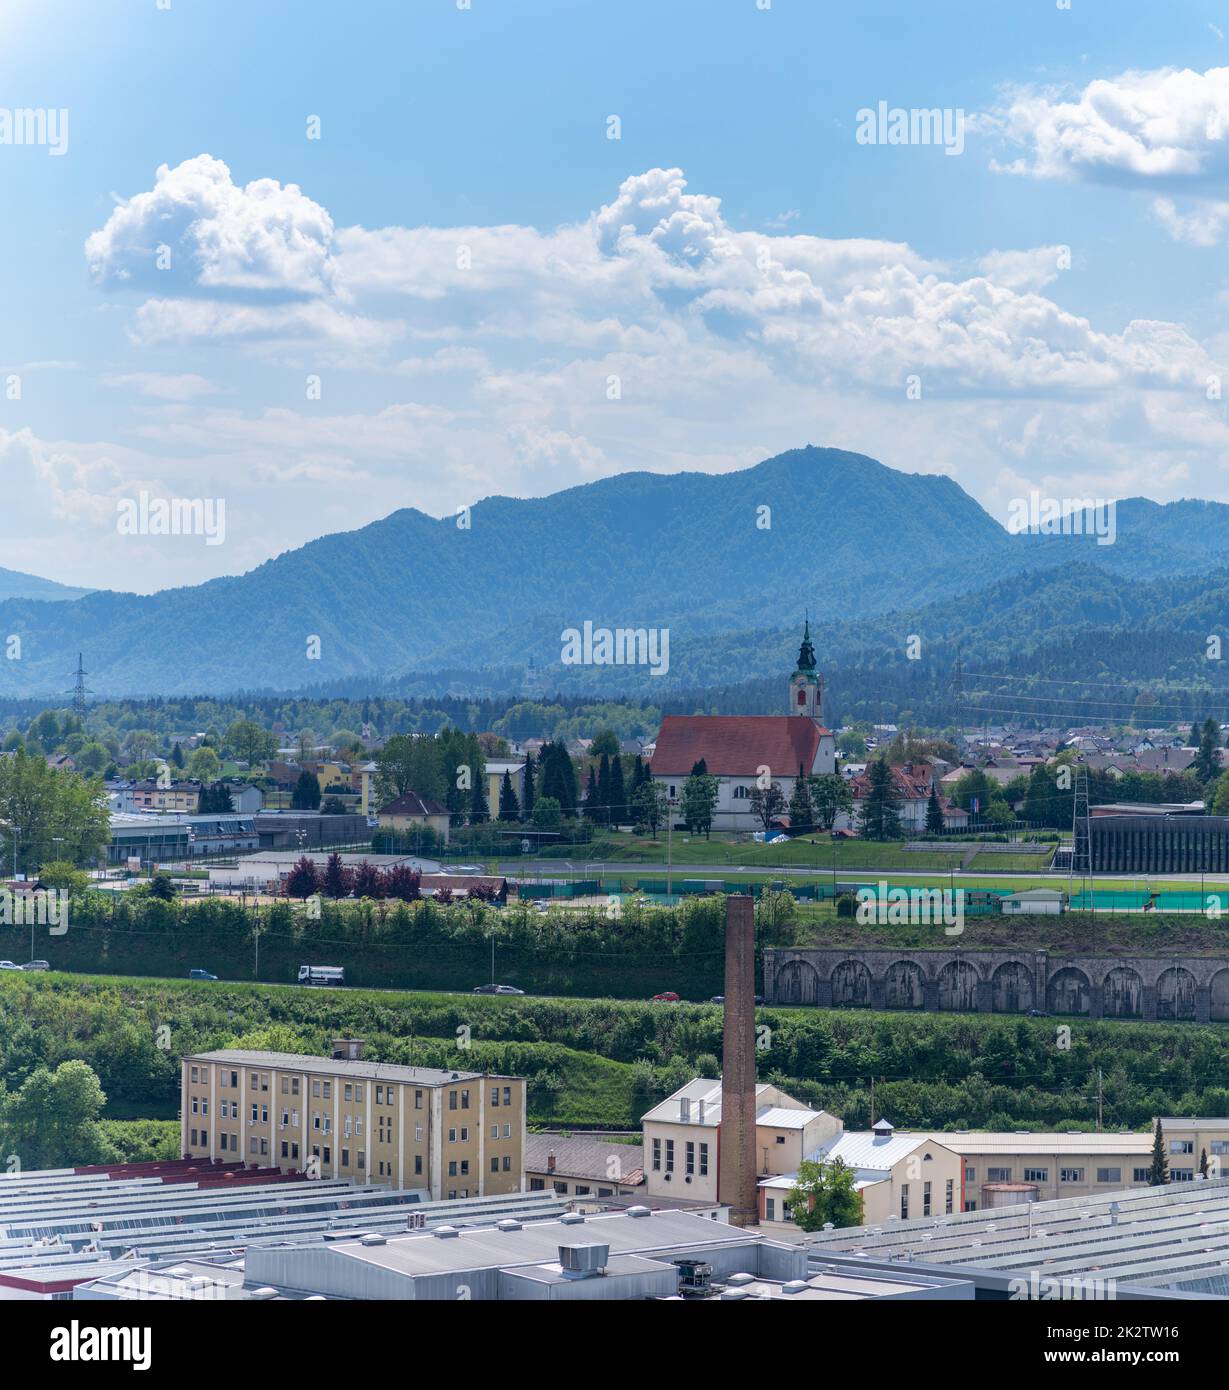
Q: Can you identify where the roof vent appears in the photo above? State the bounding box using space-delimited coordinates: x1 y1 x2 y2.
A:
720 1287 750 1300
558 1242 610 1279
433 1225 461 1239
496 1219 522 1232
559 1212 585 1225
360 1233 387 1246
726 1272 755 1286
626 1205 651 1218
782 1280 810 1295
249 1286 279 1299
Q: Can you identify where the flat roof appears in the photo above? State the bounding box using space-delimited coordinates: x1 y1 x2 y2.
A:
187 1051 492 1086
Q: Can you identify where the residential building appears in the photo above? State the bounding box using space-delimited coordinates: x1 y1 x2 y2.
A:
485 760 526 817
181 1043 526 1197
376 791 451 845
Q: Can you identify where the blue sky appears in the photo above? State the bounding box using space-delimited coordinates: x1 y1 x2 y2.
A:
5 0 1229 592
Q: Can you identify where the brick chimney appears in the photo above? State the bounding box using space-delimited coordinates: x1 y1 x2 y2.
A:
547 1151 556 1174
718 895 759 1226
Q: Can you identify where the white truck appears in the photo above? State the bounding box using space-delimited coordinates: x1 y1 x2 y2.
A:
297 965 345 987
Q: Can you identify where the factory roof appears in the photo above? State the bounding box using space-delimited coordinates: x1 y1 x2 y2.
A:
187 1050 492 1086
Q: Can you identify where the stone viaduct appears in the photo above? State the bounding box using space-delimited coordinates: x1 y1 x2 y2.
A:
762 947 1229 1024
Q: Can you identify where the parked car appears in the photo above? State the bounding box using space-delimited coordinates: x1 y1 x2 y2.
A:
652 991 681 1003
0 961 20 971
22 960 49 972
709 993 764 1005
1026 1008 1049 1018
189 968 219 981
473 983 524 995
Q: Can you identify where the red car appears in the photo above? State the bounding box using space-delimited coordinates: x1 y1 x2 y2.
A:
651 991 681 1003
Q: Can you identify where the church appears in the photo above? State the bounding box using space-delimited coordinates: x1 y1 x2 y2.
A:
649 621 837 832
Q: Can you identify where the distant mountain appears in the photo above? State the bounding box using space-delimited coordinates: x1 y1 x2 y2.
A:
0 445 1225 699
0 567 91 603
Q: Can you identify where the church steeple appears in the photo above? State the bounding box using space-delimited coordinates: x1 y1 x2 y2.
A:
789 616 823 722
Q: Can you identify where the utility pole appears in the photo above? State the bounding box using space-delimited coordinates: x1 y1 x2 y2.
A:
870 1075 876 1127
1096 1067 1103 1132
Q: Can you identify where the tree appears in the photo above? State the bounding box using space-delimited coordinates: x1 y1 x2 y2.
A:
498 770 520 822
1149 1118 1169 1186
539 741 579 816
291 770 322 810
596 753 613 827
321 852 353 899
682 770 719 838
0 1060 119 1169
631 781 666 838
748 782 785 833
787 766 814 836
531 796 562 830
225 719 276 767
1200 1147 1209 1179
147 872 176 901
520 752 535 821
321 794 347 815
858 757 904 840
284 856 320 899
1195 716 1223 785
785 1156 863 1231
198 783 234 813
590 728 620 757
0 750 109 873
170 741 185 769
608 754 626 827
925 786 945 835
375 733 444 804
810 773 853 832
36 860 89 893
582 766 601 822
469 766 490 824
187 746 221 783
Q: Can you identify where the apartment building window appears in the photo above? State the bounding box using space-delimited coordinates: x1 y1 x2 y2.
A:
250 1072 259 1089
529 1177 545 1191
775 1135 785 1145
699 1143 709 1177
765 1198 776 1222
322 1082 332 1100
216 1133 225 1152
1133 1168 1150 1183
491 1158 499 1173
491 1124 499 1139
986 1168 1012 1183
191 1098 199 1114
461 1089 470 1110
341 1149 350 1168
415 1090 423 1110
460 1160 469 1176
345 1084 353 1102
375 1085 383 1104
1172 1168 1195 1182
945 1178 954 1214
502 1086 511 1106
281 1141 289 1158
312 1080 321 1098
665 1139 674 1173
503 1124 511 1139
449 1128 457 1143
190 1066 198 1083
449 1161 457 1177
415 1156 422 1176
229 1071 238 1088
201 1100 208 1115
1170 1140 1194 1155
323 1146 331 1164
1023 1168 1048 1184
491 1087 500 1107
900 1185 909 1219
292 1110 299 1127
191 1129 198 1146
1211 1141 1229 1156
1060 1168 1085 1183
449 1090 457 1111
291 1078 300 1097
415 1126 423 1142
923 1181 931 1217
291 1143 299 1161
1097 1168 1121 1183
250 1138 259 1155
281 1077 289 1095
281 1110 289 1127
260 1073 269 1092
355 1085 364 1103
460 1127 469 1142
219 1101 228 1118
965 1167 976 1182
652 1138 661 1172
250 1103 258 1122
502 1156 511 1171
686 1141 695 1176
260 1138 268 1156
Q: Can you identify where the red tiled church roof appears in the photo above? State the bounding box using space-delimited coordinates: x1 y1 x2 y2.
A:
650 715 830 778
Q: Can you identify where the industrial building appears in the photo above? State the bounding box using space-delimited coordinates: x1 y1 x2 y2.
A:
804 1173 1229 1298
0 1159 564 1299
107 812 259 865
182 1044 526 1197
1090 811 1229 873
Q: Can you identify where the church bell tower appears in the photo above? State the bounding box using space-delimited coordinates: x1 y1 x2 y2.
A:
789 618 823 723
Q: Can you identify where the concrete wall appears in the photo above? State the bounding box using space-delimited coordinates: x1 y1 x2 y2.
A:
764 947 1229 1023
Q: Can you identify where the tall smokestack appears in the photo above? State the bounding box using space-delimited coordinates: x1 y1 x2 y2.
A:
719 895 758 1226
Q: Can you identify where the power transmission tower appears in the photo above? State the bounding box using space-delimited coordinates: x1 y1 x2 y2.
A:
1069 765 1092 909
67 653 91 714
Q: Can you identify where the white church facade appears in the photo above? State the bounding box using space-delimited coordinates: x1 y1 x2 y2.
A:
650 622 837 833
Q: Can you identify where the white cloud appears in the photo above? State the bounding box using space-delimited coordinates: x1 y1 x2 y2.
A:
103 372 220 401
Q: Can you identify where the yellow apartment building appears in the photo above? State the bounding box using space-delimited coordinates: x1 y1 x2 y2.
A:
181 1041 525 1198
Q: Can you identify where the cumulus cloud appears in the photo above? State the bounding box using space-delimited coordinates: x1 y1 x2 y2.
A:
102 372 220 401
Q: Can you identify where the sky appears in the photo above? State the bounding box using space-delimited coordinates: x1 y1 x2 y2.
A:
4 0 1229 592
